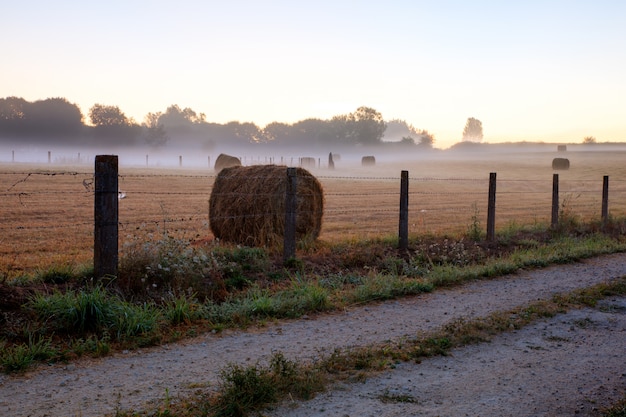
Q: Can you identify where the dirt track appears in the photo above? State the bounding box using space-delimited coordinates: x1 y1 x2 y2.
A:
1 254 626 417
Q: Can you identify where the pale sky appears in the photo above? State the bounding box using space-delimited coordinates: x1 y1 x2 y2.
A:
2 0 625 148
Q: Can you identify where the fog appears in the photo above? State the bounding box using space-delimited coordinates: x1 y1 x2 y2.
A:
2 141 626 173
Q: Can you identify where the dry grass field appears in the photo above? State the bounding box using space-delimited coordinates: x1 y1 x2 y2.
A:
2 149 626 278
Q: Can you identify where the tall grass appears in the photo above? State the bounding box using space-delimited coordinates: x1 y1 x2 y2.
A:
27 286 161 340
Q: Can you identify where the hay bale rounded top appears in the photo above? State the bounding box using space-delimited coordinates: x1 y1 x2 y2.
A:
209 165 324 247
214 153 242 172
552 158 570 170
362 156 376 166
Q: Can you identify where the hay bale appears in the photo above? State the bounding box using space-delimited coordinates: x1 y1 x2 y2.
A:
552 158 570 170
209 165 324 247
362 156 376 166
214 153 241 172
557 145 567 152
331 153 341 161
300 157 316 168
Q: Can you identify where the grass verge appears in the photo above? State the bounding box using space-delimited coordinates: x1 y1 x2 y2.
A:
115 277 626 416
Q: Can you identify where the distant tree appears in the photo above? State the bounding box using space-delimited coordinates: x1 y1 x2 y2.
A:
223 121 263 145
159 104 205 129
384 119 418 141
88 104 140 145
462 117 483 142
0 97 83 140
400 136 416 145
263 122 292 144
329 114 352 144
143 112 169 148
28 98 84 137
0 97 30 136
89 104 130 127
349 106 386 145
417 130 435 148
582 136 597 144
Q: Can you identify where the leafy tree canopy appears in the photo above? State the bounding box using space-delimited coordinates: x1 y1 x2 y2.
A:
89 104 132 127
462 117 483 142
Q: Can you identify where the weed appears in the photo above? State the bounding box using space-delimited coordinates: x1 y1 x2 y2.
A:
36 263 76 284
208 352 325 416
28 286 112 333
211 362 277 416
1 334 57 373
602 395 626 417
164 293 198 325
466 202 483 241
379 389 418 404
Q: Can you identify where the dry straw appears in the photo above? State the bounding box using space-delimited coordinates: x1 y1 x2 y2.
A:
362 155 376 166
209 165 324 248
214 153 242 172
552 158 570 170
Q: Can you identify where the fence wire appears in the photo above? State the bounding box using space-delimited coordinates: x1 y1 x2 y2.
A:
2 168 625 274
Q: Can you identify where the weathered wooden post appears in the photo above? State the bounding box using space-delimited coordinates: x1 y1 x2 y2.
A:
551 174 559 228
94 155 119 278
179 155 183 167
487 172 497 241
602 175 609 224
399 170 409 250
146 154 149 167
284 167 297 263
48 151 51 164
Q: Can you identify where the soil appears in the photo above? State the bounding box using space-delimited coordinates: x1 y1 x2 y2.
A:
1 253 626 417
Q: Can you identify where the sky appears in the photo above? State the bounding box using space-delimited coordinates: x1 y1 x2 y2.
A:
2 0 625 148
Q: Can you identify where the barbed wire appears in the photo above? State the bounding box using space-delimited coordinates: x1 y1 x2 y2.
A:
1 169 623 241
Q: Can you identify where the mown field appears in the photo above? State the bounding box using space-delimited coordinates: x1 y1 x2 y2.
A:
2 149 626 278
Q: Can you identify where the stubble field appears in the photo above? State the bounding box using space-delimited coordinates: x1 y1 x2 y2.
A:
2 149 626 278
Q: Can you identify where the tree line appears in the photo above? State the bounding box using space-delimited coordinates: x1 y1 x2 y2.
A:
0 97 437 151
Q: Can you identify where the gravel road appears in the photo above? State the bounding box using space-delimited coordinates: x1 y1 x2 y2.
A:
1 253 625 417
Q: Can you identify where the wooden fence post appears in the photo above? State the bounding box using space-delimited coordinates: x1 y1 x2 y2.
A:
551 173 559 228
602 175 609 224
94 155 119 278
398 170 409 250
284 167 297 263
48 151 51 164
487 172 497 241
179 155 183 167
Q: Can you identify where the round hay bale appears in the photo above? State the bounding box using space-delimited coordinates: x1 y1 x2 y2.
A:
209 165 324 247
362 156 376 166
557 145 567 152
214 153 241 172
552 158 570 170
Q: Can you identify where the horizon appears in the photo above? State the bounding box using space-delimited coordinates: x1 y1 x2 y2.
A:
2 1 625 148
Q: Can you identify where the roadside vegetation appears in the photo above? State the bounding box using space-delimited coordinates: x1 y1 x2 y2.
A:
1 217 626 416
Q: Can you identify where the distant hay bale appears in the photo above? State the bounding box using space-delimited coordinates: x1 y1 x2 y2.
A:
552 158 570 170
214 153 241 172
361 156 376 166
300 157 316 168
557 145 567 152
209 165 324 247
331 153 341 161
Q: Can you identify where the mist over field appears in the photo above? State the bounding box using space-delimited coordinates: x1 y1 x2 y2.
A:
3 140 626 169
